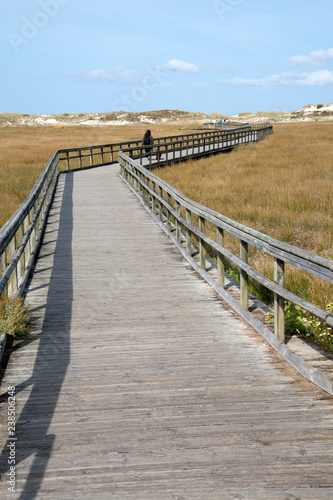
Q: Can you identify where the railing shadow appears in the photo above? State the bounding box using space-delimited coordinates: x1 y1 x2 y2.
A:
0 173 73 499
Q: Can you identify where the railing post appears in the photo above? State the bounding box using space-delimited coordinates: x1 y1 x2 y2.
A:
217 227 225 287
17 224 25 283
186 209 192 255
141 173 146 202
23 215 30 265
152 181 156 214
175 201 181 241
90 148 93 167
12 234 19 295
274 258 285 342
240 240 248 309
167 193 172 230
6 237 17 296
199 216 206 270
0 251 7 294
139 173 143 198
30 203 37 249
79 150 82 169
66 152 70 170
133 166 138 192
159 187 163 221
147 177 151 207
37 192 43 234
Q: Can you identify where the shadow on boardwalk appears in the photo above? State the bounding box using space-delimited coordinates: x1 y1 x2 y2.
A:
1 166 333 499
0 174 73 499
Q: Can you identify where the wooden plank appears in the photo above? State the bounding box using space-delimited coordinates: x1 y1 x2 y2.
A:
1 164 333 499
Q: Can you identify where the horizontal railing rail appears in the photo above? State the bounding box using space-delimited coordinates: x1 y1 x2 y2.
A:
250 122 274 130
121 126 273 168
203 121 273 131
3 119 333 393
0 152 60 300
56 124 272 170
0 123 273 315
118 151 333 347
203 120 250 129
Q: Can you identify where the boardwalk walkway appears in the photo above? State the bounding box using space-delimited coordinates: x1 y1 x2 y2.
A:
1 163 333 499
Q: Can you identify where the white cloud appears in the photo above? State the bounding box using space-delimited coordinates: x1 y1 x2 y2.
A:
161 58 199 73
287 48 333 67
71 67 140 83
187 82 207 87
220 70 333 87
71 59 200 85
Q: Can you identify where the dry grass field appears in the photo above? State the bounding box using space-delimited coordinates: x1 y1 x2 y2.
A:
153 122 333 315
1 121 332 348
0 124 197 228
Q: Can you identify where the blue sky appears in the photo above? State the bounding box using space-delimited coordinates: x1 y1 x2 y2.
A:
1 0 333 116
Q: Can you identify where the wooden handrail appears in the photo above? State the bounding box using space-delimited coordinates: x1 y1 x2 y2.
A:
56 124 272 169
118 150 333 345
0 153 60 299
0 123 273 307
120 127 272 167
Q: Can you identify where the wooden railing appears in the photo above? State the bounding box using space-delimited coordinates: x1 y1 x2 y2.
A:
120 125 272 168
0 124 272 305
204 121 273 131
118 151 333 348
203 120 250 130
0 152 60 300
2 120 333 391
56 124 272 171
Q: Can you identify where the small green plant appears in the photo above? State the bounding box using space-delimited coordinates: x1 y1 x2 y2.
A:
0 295 30 340
267 302 333 352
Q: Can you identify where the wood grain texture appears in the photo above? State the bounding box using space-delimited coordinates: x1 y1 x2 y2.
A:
0 164 333 499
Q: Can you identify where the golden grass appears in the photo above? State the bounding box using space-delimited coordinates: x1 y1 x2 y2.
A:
1 121 332 346
0 124 197 228
153 122 333 309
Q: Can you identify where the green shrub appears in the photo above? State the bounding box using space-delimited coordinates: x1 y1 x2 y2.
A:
283 301 333 351
266 302 333 352
0 295 30 340
223 260 333 353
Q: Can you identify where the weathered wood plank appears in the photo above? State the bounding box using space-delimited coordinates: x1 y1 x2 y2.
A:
1 164 333 499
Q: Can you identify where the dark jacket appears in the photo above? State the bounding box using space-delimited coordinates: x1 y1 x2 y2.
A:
142 134 154 146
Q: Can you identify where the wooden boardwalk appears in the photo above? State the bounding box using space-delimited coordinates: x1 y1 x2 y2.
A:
1 164 333 499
